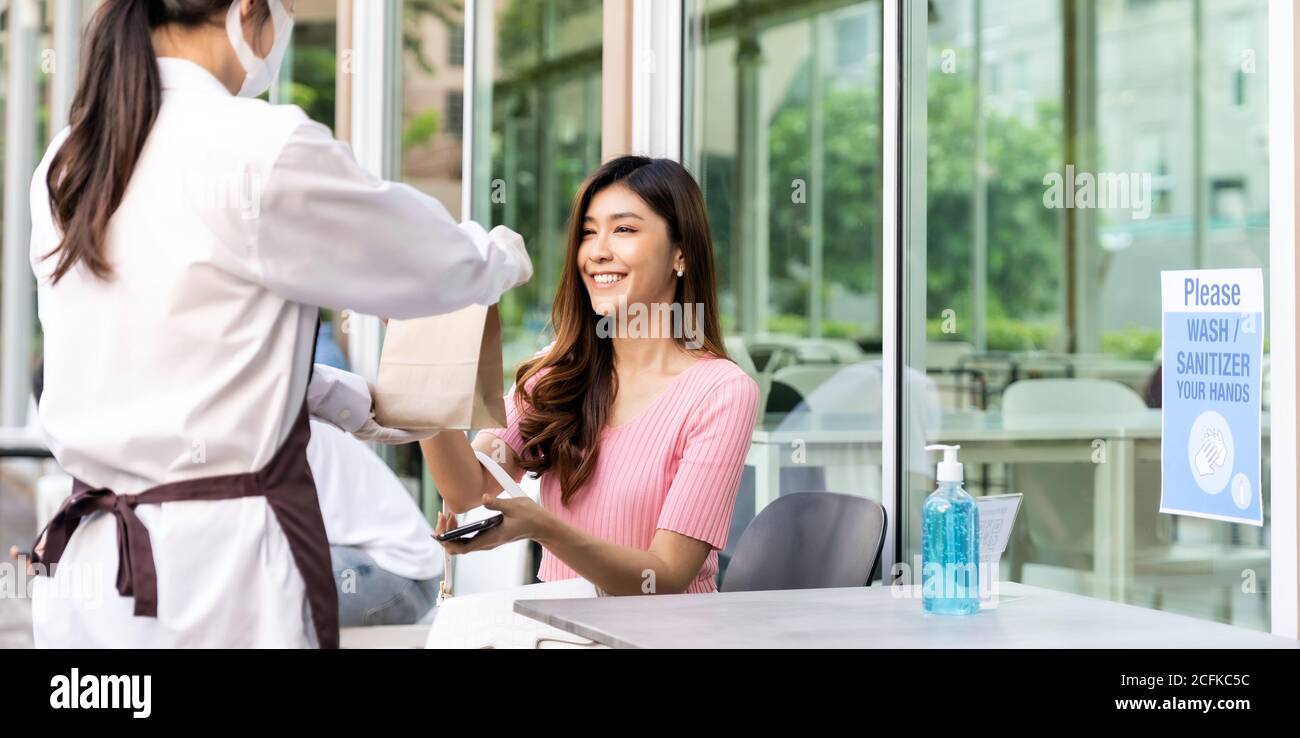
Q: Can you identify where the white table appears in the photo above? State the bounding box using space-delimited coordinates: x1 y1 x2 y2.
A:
1022 353 1157 390
746 410 1271 602
514 582 1297 649
340 624 431 649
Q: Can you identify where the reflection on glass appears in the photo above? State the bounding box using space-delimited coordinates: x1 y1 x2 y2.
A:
905 0 1271 631
686 0 885 578
279 0 339 127
689 0 883 342
401 0 468 215
388 0 478 497
388 1 604 505
470 0 604 373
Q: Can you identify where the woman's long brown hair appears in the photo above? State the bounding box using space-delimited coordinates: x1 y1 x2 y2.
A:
43 0 269 284
513 156 729 504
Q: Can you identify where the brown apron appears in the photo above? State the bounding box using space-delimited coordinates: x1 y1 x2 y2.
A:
32 352 339 648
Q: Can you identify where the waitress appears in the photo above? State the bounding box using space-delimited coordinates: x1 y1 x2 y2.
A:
26 0 530 648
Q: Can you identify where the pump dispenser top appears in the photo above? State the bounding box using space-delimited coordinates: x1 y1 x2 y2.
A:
925 444 963 483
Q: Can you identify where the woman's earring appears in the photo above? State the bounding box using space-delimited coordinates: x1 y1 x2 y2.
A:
677 268 685 277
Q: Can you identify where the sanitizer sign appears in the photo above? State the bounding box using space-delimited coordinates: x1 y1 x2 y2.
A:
1160 268 1263 526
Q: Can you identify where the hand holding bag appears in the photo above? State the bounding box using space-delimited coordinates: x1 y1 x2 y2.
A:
373 304 508 432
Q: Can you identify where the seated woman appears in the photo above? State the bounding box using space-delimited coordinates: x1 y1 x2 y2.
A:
421 156 759 595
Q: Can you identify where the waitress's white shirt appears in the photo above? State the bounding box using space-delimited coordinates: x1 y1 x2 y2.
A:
307 419 441 582
29 58 515 647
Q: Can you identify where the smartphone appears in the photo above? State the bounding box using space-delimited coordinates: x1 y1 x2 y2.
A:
436 513 503 542
434 452 524 543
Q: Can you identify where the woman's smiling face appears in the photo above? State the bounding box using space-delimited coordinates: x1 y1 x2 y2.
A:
577 184 683 318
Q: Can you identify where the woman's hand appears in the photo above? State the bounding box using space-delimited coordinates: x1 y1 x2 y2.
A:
433 493 552 556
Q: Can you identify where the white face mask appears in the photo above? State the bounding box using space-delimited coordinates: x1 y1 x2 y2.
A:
225 0 294 99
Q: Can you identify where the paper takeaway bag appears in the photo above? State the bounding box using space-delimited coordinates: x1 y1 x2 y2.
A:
373 304 507 431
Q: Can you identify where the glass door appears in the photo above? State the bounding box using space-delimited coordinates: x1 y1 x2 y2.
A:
899 0 1272 630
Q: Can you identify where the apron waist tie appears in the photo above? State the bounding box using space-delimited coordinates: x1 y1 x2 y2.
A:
33 474 260 618
32 323 335 646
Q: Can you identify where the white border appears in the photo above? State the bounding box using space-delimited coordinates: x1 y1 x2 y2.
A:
1267 0 1297 639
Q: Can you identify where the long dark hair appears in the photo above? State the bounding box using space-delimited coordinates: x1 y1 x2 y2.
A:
513 156 729 504
43 0 269 284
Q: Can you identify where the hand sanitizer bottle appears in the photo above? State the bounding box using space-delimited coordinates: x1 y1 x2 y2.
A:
921 444 980 615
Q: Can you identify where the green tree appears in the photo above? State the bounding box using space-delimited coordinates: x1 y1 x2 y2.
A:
402 107 442 150
767 82 883 335
925 71 1062 345
287 44 337 126
759 47 1062 349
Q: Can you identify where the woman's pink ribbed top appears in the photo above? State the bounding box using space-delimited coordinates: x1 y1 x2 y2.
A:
485 356 759 593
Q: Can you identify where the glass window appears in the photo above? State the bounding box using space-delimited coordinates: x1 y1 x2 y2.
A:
277 0 340 127
276 1 345 377
394 0 603 514
385 0 478 500
0 0 56 650
401 0 467 212
685 0 885 579
468 0 604 374
903 0 1271 630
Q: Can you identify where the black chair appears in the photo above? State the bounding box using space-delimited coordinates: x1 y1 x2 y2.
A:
764 379 805 414
720 492 887 592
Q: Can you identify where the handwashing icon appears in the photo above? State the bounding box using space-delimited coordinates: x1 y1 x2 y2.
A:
1193 427 1227 477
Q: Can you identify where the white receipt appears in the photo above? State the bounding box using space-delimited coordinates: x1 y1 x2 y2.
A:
474 450 526 499
976 493 1023 563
